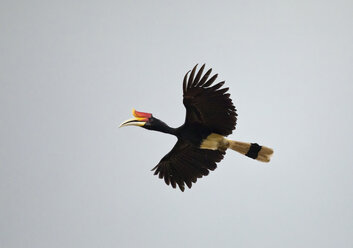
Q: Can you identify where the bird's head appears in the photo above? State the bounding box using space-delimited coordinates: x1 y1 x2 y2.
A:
120 109 173 133
119 109 153 128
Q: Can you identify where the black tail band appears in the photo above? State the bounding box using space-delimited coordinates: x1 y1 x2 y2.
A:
245 143 262 159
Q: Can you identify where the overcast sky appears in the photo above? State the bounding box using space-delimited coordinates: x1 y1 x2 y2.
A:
1 0 353 247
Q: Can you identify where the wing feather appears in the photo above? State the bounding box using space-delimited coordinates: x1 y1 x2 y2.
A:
193 64 205 85
151 139 225 191
188 65 197 87
183 71 190 94
196 68 212 87
183 65 237 136
151 64 236 191
202 74 218 88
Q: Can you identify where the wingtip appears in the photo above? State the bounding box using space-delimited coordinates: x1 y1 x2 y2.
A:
183 70 191 93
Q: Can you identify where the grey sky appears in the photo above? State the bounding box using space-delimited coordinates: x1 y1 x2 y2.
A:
1 0 353 247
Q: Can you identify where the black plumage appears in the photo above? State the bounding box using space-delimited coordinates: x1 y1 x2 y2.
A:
149 64 237 191
120 64 273 191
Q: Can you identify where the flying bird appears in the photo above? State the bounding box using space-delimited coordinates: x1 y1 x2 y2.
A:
120 64 273 191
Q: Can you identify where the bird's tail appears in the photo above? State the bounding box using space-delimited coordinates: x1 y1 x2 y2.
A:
226 140 274 162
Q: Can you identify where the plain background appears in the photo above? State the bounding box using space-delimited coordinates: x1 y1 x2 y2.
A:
1 0 353 247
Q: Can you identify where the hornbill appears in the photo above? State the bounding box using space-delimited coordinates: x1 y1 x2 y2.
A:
120 64 273 191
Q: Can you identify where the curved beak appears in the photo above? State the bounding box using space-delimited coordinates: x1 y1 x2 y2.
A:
119 117 147 127
119 109 152 128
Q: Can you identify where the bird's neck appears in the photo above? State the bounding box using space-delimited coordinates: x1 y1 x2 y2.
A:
148 118 177 136
154 122 177 136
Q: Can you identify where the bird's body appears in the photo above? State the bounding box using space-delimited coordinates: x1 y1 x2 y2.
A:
120 64 273 191
177 124 212 147
151 121 211 147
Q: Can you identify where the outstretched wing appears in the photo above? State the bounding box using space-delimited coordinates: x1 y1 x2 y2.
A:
183 64 237 136
151 139 225 191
